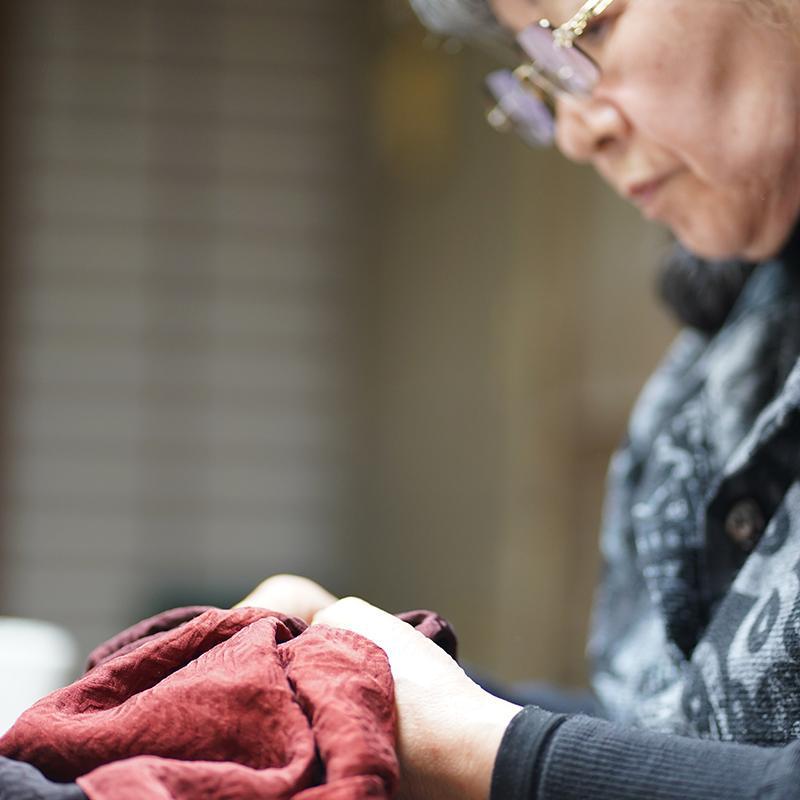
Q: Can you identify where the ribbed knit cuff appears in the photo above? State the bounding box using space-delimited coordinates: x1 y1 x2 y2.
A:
538 715 779 800
490 706 567 800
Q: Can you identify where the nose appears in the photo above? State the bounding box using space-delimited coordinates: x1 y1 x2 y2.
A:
554 93 630 163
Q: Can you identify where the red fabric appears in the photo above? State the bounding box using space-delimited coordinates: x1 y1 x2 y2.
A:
0 606 454 800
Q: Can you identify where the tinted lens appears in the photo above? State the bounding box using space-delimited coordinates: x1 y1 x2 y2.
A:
516 24 599 95
485 69 554 147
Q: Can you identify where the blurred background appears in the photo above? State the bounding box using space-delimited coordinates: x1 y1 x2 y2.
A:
0 0 675 708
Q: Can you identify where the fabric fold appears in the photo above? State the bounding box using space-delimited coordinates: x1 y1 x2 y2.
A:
0 606 456 800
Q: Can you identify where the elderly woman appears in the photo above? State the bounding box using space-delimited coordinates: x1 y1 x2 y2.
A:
252 1 800 798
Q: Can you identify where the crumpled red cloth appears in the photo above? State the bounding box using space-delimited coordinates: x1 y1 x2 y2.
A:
0 606 457 800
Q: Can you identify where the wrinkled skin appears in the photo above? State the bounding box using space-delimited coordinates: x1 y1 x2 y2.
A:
492 0 800 261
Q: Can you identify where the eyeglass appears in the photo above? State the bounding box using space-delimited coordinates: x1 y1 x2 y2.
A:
485 0 617 147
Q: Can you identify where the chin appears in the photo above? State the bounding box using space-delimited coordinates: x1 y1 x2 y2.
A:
669 202 798 262
671 228 746 262
669 211 768 262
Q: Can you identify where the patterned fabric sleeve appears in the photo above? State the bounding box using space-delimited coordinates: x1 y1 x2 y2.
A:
0 756 86 800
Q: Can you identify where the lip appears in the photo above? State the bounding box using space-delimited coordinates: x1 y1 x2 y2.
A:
624 170 681 217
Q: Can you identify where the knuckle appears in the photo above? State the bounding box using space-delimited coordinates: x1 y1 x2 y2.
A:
339 596 366 610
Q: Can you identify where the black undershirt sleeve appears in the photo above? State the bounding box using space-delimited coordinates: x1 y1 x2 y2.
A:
490 707 567 800
491 707 800 800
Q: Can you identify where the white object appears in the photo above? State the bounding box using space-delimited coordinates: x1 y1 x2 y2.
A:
0 617 78 735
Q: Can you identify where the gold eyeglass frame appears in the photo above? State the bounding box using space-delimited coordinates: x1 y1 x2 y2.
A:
550 0 617 50
485 0 617 144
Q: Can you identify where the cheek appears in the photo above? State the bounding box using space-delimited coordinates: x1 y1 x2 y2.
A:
613 13 793 187
615 62 734 180
617 48 800 257
589 0 800 259
644 89 785 189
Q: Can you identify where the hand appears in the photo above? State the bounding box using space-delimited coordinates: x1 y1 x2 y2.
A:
234 574 338 623
313 597 520 800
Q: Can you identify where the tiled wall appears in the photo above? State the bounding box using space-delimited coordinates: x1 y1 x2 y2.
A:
2 0 365 655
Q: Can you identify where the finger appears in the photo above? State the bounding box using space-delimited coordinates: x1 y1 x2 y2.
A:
312 597 408 645
311 596 377 629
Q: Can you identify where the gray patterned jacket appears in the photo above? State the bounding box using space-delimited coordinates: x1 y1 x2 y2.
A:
590 235 800 744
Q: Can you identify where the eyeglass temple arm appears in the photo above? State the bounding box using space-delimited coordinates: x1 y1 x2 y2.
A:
513 64 559 100
558 0 616 40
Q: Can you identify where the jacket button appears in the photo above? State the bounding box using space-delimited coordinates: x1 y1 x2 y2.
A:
724 499 765 552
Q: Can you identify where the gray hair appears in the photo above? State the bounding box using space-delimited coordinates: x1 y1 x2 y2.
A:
408 0 506 42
